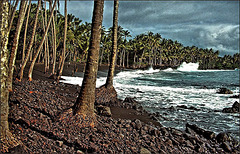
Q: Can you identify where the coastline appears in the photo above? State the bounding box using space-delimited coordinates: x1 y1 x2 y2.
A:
7 62 240 153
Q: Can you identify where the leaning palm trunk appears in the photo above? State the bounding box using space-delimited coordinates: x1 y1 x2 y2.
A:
18 0 41 81
50 0 57 74
105 0 119 88
7 0 19 34
45 0 50 72
0 1 21 152
73 0 104 116
57 0 67 80
7 0 27 91
52 13 57 74
22 0 32 63
41 1 47 73
28 0 57 81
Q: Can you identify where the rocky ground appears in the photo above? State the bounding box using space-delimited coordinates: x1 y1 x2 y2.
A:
5 78 240 153
2 62 240 153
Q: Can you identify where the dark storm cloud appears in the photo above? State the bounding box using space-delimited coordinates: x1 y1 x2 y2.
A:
63 1 239 56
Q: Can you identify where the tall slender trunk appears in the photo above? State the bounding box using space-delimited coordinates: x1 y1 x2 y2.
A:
45 0 49 72
73 0 104 116
51 21 54 64
7 0 27 91
99 47 104 66
126 51 129 68
51 5 57 74
1 1 20 152
159 50 162 65
22 0 31 63
7 0 19 34
57 0 67 80
41 1 47 73
18 0 41 81
105 0 119 88
119 49 123 66
28 0 57 81
133 52 136 68
122 49 125 67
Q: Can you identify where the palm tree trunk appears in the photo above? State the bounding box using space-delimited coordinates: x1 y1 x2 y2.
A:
45 0 49 72
133 52 136 68
127 51 129 68
122 49 125 67
99 47 104 66
7 0 27 91
51 7 57 74
18 0 41 81
57 0 67 80
22 0 31 63
28 0 57 81
7 0 19 34
73 0 104 116
41 1 47 73
105 0 118 88
1 1 20 152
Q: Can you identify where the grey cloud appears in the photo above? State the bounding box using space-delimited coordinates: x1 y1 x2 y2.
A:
64 1 239 56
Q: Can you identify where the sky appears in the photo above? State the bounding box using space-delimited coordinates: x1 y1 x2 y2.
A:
59 1 239 56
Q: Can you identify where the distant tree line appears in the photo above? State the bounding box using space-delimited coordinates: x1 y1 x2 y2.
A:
8 2 239 71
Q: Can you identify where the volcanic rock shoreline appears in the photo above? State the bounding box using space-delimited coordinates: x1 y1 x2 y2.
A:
3 62 240 153
5 78 240 153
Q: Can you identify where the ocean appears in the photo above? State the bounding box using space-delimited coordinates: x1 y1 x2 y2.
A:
61 62 240 140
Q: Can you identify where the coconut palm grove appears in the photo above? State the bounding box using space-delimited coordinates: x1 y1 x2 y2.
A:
1 0 239 153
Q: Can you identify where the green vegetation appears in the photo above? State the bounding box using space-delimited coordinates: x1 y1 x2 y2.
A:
8 1 240 73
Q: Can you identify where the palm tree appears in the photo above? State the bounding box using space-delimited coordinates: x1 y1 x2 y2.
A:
73 0 104 116
105 0 119 88
7 0 27 91
41 1 47 73
1 1 21 152
57 0 67 80
7 0 19 35
51 3 57 75
22 0 32 63
28 0 57 81
18 0 41 81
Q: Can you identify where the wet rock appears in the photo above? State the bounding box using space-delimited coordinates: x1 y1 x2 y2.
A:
96 105 112 117
216 132 231 143
169 106 177 111
195 144 204 153
171 129 183 136
185 127 195 135
123 97 139 108
177 105 200 111
76 150 84 154
222 101 239 113
140 147 151 154
186 123 204 136
203 130 215 140
159 149 167 154
216 88 233 94
186 140 194 149
221 142 232 152
56 140 63 147
134 119 142 130
150 115 158 121
229 94 240 98
165 138 173 147
160 127 169 136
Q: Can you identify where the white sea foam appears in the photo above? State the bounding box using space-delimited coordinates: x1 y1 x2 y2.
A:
162 68 174 72
177 62 199 72
61 76 107 88
162 62 235 72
